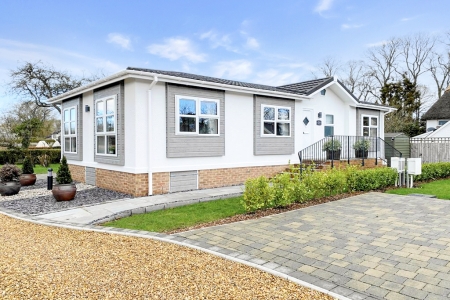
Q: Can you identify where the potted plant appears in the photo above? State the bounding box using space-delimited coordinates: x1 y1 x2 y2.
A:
322 139 342 160
353 139 370 158
52 156 77 201
0 164 22 196
20 156 36 186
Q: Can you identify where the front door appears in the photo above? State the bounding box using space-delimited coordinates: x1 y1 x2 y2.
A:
301 108 314 149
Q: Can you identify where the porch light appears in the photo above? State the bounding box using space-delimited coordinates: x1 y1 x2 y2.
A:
85 105 90 112
321 89 326 95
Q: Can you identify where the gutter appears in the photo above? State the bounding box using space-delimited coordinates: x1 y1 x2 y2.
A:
47 70 309 104
147 76 158 195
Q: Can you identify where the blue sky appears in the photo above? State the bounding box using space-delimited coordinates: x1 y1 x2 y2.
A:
0 0 448 112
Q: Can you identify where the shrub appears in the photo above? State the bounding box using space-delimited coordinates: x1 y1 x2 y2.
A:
242 176 273 212
272 173 298 208
0 149 61 165
352 139 370 151
347 167 397 191
0 164 22 182
56 156 73 184
22 156 34 174
322 139 342 151
415 162 450 181
322 167 348 196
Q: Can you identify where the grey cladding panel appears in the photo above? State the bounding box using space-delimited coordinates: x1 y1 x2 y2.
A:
170 171 198 192
93 82 125 166
61 96 83 161
166 84 225 158
254 95 295 155
85 167 96 185
356 108 380 136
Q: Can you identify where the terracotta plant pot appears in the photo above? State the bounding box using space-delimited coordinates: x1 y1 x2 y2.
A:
20 174 37 186
0 181 21 196
52 183 77 201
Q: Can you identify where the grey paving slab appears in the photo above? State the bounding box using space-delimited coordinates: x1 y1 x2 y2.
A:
174 192 450 300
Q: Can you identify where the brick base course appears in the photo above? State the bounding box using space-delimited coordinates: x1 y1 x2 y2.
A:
152 172 170 195
69 165 85 182
96 169 148 197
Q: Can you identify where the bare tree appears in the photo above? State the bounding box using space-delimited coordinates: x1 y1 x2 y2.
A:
428 33 450 98
401 33 436 84
313 56 342 78
8 61 100 113
340 60 376 101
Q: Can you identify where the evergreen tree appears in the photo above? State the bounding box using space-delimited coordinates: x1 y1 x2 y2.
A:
22 156 34 174
56 156 73 184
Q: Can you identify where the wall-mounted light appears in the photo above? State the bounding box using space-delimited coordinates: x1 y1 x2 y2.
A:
318 112 322 118
85 105 90 112
321 89 326 96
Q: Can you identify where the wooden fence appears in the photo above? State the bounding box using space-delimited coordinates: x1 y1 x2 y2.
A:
410 137 450 163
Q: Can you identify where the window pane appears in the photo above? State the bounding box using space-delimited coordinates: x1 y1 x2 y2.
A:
179 99 196 115
106 116 115 132
200 101 217 115
179 117 196 132
363 116 369 126
326 115 334 125
70 108 76 121
263 107 275 120
64 138 70 152
324 126 334 137
64 110 69 122
277 123 290 136
97 136 105 154
199 118 218 134
363 127 369 136
96 117 104 132
64 123 69 135
106 99 115 115
96 101 104 116
371 117 378 126
263 122 275 134
278 108 290 120
70 121 76 134
71 137 76 153
438 120 448 126
107 136 116 154
370 128 378 137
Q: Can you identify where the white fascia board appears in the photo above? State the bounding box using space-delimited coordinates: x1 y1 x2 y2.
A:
356 103 395 113
48 69 309 103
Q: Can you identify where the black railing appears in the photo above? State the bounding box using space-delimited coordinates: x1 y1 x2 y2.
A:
298 135 402 174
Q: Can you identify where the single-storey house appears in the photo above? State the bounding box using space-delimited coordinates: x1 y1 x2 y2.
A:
48 67 393 196
419 86 450 137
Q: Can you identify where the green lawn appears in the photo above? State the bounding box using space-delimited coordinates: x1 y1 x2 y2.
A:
386 178 450 199
103 196 245 232
0 163 60 174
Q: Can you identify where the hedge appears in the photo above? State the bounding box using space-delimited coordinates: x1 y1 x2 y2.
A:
414 162 450 181
0 149 61 165
242 165 398 213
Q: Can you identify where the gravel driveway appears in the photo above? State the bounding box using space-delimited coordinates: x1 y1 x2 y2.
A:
0 213 332 299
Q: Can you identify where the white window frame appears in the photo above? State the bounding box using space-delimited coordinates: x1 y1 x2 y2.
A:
438 120 448 126
261 104 291 137
361 114 379 137
175 95 220 136
95 95 117 156
63 106 77 154
324 114 334 137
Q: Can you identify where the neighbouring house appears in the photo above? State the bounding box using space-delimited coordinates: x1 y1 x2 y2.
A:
419 86 450 137
47 67 393 196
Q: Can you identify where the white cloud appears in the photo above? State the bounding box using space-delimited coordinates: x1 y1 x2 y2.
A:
365 40 388 48
147 38 206 63
401 17 414 22
256 69 301 86
213 60 252 80
245 37 259 49
200 30 237 52
315 0 334 13
107 33 132 50
341 23 364 30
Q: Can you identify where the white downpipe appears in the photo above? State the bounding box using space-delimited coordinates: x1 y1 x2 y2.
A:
147 76 158 195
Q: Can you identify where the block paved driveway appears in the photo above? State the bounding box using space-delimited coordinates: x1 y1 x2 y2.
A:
173 192 450 299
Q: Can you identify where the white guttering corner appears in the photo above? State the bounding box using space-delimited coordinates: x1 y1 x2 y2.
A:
147 76 158 196
47 70 308 104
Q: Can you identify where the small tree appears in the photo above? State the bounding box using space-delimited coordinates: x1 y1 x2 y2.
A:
56 156 73 184
22 156 34 175
0 164 22 182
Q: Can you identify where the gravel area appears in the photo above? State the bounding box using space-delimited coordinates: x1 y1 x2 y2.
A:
0 214 332 299
0 179 133 215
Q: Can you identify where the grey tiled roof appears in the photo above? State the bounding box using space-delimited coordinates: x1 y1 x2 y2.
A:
278 77 334 95
127 67 308 96
421 90 450 120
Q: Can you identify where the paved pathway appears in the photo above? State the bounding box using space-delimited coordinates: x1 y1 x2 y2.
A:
35 185 243 225
172 192 450 300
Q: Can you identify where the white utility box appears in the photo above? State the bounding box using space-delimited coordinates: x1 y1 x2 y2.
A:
391 157 405 172
407 158 422 175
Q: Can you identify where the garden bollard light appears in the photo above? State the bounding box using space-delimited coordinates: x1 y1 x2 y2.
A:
47 168 53 190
